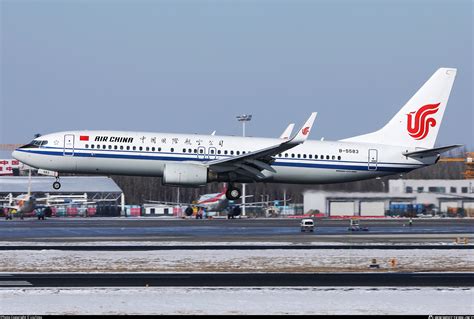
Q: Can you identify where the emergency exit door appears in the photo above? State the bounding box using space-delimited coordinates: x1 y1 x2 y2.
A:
63 134 75 156
368 149 378 170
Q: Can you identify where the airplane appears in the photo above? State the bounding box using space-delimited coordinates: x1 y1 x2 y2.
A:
12 68 461 200
147 184 290 218
1 170 48 219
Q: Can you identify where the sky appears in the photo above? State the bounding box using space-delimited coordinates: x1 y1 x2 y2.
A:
0 0 472 154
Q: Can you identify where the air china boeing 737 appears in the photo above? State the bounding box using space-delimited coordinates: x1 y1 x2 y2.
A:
13 68 461 200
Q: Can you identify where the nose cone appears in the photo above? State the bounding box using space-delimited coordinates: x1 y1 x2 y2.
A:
12 149 21 162
12 150 20 160
12 149 28 165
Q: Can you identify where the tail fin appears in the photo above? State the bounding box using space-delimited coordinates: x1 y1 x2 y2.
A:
342 68 457 148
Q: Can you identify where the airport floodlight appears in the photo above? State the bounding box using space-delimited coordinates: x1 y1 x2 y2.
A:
236 114 252 122
236 114 252 137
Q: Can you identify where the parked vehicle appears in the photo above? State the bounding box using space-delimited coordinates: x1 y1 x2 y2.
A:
300 219 315 232
348 218 369 231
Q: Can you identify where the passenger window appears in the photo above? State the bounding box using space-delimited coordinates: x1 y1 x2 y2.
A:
217 150 221 155
102 145 106 150
284 153 288 158
114 145 118 150
230 151 234 155
337 156 341 160
194 149 197 153
224 150 228 155
126 146 130 150
120 146 124 150
332 155 335 160
189 149 192 153
171 148 174 152
308 154 312 159
297 154 301 158
146 147 149 151
236 151 240 155
326 155 329 160
303 154 307 159
291 154 295 158
315 155 318 159
85 144 89 148
211 149 215 154
91 145 94 149
133 146 136 151
152 147 155 151
139 147 143 151
158 147 162 152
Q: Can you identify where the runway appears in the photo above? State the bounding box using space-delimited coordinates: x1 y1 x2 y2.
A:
1 244 472 250
1 272 472 287
0 218 472 242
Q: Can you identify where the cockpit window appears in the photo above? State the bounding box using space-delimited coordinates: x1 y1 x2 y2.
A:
32 140 48 146
19 140 48 149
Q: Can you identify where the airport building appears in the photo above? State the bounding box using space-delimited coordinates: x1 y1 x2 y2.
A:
0 159 20 176
303 179 474 217
0 176 124 217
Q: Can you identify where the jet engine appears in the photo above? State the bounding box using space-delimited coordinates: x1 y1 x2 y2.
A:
162 163 208 187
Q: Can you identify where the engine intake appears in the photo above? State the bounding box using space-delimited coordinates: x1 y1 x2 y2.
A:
162 163 208 187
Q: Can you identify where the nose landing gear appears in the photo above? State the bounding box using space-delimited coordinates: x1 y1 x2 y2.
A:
52 176 61 190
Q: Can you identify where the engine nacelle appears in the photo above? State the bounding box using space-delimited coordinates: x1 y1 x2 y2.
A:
162 163 208 187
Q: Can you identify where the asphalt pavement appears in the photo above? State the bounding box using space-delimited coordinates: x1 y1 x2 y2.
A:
1 272 472 287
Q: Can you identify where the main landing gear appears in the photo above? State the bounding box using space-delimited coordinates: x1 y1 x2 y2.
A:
53 176 61 190
225 184 242 200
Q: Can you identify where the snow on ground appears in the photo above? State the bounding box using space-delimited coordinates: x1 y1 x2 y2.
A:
1 249 472 272
0 287 472 315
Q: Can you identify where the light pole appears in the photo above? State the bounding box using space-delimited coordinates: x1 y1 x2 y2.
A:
236 114 252 217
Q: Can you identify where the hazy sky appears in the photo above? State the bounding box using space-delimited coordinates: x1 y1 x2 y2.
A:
1 0 472 154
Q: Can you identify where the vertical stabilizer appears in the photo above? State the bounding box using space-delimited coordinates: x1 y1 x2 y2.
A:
342 68 457 148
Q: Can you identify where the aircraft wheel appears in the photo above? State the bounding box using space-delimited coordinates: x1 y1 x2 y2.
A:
53 181 61 190
225 187 241 200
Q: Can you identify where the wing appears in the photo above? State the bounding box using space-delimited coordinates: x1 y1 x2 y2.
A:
2 205 19 210
279 123 295 140
205 113 317 180
146 200 198 207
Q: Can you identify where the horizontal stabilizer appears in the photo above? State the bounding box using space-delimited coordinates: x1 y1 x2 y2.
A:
403 144 463 157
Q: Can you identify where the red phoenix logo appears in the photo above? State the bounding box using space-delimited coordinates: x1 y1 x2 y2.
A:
406 103 440 140
302 127 310 136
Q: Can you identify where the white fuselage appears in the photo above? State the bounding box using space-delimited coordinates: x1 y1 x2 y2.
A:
12 130 435 184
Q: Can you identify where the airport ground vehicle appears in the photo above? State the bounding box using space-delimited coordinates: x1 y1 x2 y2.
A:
348 218 369 231
300 219 315 232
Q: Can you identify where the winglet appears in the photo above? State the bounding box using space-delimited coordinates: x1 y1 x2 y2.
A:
288 112 317 144
279 123 295 140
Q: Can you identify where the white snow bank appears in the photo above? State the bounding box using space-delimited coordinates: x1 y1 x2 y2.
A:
1 249 472 272
0 287 472 315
